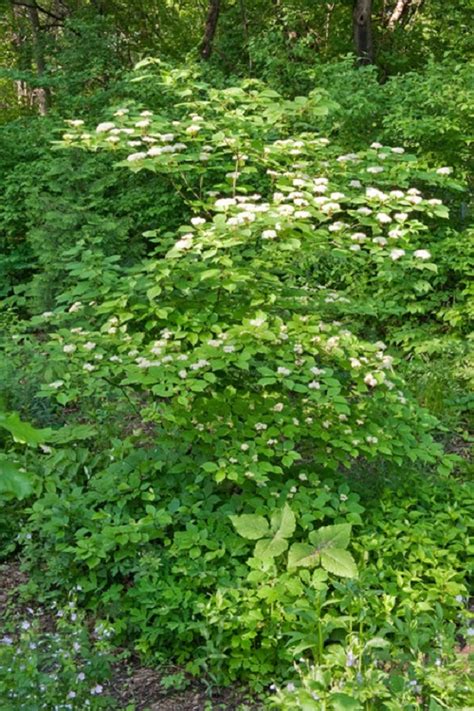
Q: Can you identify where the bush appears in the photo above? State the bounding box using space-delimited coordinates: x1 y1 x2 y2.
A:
2 65 470 692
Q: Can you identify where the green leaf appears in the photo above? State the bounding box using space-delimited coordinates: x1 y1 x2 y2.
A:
49 424 97 444
330 692 362 711
0 412 50 446
230 514 269 540
320 549 358 578
271 503 296 539
0 459 33 499
254 536 289 559
287 542 318 569
309 523 351 551
252 504 296 560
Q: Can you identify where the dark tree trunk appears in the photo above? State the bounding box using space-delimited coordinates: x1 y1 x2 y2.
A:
25 1 50 113
353 0 373 65
201 0 221 60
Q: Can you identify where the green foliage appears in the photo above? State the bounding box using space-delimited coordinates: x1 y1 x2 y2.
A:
0 596 114 710
0 6 472 706
0 65 470 704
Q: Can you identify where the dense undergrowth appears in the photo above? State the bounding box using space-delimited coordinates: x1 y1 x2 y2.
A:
0 44 473 711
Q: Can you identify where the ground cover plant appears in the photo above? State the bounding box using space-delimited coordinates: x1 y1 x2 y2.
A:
0 2 473 709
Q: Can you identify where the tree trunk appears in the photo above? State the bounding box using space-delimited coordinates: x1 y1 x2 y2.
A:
387 0 412 29
353 0 373 65
201 0 221 60
238 0 252 71
25 1 50 113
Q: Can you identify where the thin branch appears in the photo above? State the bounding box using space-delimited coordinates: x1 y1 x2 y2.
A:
11 0 67 24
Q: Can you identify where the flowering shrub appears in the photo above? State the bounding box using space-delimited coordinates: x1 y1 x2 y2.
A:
0 62 470 691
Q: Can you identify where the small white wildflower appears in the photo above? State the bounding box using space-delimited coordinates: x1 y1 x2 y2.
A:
255 423 268 431
391 146 405 154
127 152 147 161
96 122 115 133
273 403 284 412
262 229 277 240
249 317 265 327
186 124 201 135
215 198 237 210
370 142 383 149
175 236 193 250
68 301 82 313
388 229 403 239
367 166 384 174
313 183 328 194
390 248 405 260
147 146 162 156
308 380 320 390
321 202 340 214
376 212 392 224
394 212 409 222
178 369 187 379
413 249 431 260
349 180 362 188
436 167 452 175
83 363 95 372
364 373 377 387
49 380 64 389
63 344 76 354
277 366 291 376
328 221 346 232
381 355 394 368
373 236 388 246
83 341 96 351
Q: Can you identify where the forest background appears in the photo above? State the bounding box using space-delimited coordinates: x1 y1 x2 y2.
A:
0 1 473 709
